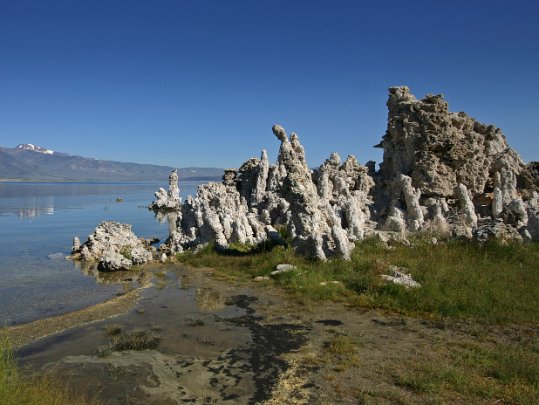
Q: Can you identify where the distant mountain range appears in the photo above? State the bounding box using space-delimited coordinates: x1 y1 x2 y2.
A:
0 144 224 182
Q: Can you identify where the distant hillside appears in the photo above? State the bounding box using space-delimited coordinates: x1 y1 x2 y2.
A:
0 144 223 182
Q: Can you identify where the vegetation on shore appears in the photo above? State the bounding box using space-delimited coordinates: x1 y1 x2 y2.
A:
178 237 539 324
3 238 538 404
0 336 97 405
178 238 539 404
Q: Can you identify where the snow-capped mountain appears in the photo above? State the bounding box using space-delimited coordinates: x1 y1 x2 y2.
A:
16 143 55 155
0 143 222 181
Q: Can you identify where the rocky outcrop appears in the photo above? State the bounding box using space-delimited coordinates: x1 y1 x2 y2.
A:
374 86 538 242
165 128 349 258
149 169 181 210
71 221 153 271
161 124 377 260
152 86 538 260
378 87 523 199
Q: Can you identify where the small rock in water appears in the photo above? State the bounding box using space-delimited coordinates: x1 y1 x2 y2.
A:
70 221 153 271
47 252 64 260
381 265 421 289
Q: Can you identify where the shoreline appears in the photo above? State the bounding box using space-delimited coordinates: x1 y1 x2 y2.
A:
4 256 539 404
3 288 142 348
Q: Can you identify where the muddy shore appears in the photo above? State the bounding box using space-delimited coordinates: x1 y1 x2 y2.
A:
5 262 538 404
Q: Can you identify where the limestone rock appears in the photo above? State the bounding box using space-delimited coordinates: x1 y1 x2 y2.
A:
525 192 539 241
71 221 153 271
475 219 523 244
492 172 504 218
456 183 478 236
270 264 297 276
518 162 539 193
381 265 421 289
98 252 133 272
378 86 524 200
382 206 406 234
149 170 181 210
151 86 538 261
400 174 424 231
160 124 368 260
72 236 80 253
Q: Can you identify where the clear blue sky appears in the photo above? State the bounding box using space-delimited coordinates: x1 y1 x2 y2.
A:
1 0 538 168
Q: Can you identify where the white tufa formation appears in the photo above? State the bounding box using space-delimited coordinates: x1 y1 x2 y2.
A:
71 221 153 271
149 169 181 210
147 86 538 260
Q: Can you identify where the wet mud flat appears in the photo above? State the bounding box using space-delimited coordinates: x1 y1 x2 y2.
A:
17 265 308 404
12 262 538 404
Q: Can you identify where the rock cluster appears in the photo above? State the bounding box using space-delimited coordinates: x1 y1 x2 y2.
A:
71 221 153 271
151 86 538 260
149 169 181 210
159 125 375 260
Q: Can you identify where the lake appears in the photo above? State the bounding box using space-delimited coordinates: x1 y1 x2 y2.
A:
0 181 201 326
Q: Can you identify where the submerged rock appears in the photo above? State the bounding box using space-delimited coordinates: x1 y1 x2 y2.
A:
47 252 65 260
71 221 153 271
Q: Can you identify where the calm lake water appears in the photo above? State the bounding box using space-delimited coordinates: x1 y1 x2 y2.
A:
0 181 201 326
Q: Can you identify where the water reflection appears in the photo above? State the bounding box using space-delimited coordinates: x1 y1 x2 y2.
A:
0 182 158 219
74 260 150 286
0 181 202 325
18 205 55 219
154 211 178 238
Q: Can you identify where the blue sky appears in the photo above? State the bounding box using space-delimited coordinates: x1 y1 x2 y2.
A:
1 0 538 168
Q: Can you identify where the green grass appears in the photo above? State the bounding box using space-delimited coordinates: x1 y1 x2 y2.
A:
0 335 97 405
394 339 539 404
178 238 539 324
178 238 539 403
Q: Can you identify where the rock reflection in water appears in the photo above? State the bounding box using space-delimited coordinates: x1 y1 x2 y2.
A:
74 260 149 286
18 205 55 219
154 211 178 237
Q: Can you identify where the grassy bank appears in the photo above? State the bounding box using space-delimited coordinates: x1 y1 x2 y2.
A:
179 238 539 324
0 336 96 405
179 239 539 403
